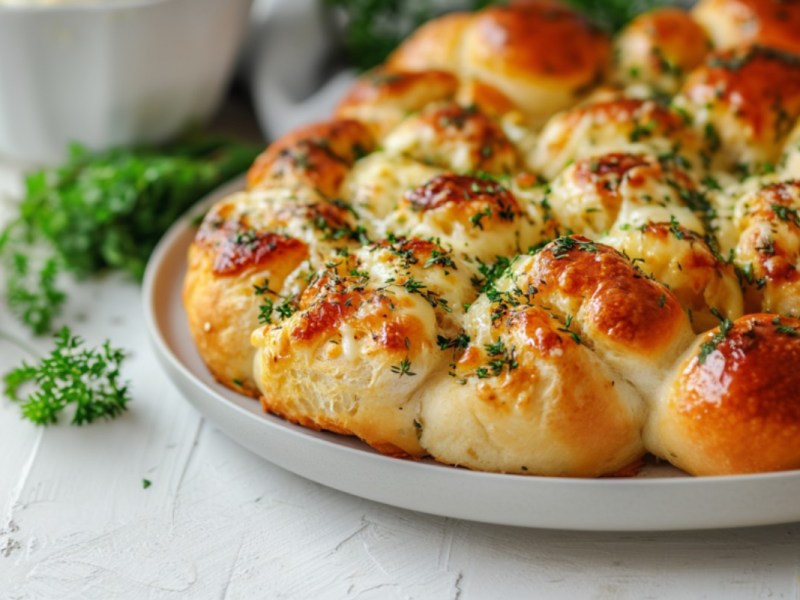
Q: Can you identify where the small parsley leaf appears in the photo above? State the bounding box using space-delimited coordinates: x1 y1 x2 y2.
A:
391 357 416 377
697 309 733 365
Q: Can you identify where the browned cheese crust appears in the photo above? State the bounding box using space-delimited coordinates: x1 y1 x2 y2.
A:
335 70 459 139
647 313 800 475
693 0 800 56
386 0 612 126
418 236 693 476
733 180 800 316
675 46 800 169
530 98 699 179
247 119 376 196
614 8 711 95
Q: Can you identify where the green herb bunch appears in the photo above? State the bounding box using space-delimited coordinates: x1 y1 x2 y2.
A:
0 137 259 334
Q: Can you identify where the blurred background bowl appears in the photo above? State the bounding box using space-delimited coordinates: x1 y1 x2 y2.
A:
0 0 252 164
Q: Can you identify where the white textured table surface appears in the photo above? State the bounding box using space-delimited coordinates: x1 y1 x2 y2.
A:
1 162 800 600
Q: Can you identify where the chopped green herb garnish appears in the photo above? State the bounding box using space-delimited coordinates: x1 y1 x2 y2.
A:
550 236 598 258
772 316 799 337
391 357 416 377
669 215 685 240
701 175 722 191
469 207 493 230
704 123 721 153
557 314 582 345
771 204 800 226
484 339 506 356
697 308 733 364
437 333 471 351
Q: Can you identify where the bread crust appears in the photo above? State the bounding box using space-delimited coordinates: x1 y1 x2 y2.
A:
247 119 375 196
382 102 519 175
387 12 472 74
506 237 695 395
674 46 800 169
693 0 800 56
385 1 611 127
733 180 800 317
387 173 542 261
530 98 697 180
547 152 705 238
335 70 459 139
646 313 800 475
418 301 646 476
613 8 711 95
252 238 475 456
459 2 611 126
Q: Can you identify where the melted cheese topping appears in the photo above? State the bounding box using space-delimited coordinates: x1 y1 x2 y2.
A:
530 98 698 180
547 152 706 238
183 2 800 477
613 8 710 96
733 181 800 316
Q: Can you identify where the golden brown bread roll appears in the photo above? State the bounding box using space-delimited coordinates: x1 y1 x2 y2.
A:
457 2 611 127
247 119 375 197
341 152 444 221
673 45 800 171
613 8 711 96
184 192 309 395
334 70 459 140
385 1 612 127
693 0 800 56
733 180 800 317
603 223 744 333
251 238 476 456
530 98 699 180
546 152 706 238
386 12 472 74
185 120 383 394
382 102 519 175
646 313 800 475
183 187 368 395
417 298 647 477
386 173 542 261
501 236 695 394
417 235 694 476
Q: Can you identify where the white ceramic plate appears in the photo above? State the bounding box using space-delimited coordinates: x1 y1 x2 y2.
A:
143 177 800 532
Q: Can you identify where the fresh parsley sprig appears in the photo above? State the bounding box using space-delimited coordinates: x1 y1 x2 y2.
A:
15 138 259 280
3 327 131 426
4 253 65 336
1 137 259 335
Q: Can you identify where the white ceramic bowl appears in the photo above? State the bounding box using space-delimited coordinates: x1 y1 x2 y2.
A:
0 0 252 163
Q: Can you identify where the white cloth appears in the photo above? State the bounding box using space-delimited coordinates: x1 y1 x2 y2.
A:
244 0 357 140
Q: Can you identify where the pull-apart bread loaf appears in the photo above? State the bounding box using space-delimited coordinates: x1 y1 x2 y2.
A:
184 0 800 477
